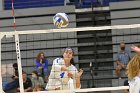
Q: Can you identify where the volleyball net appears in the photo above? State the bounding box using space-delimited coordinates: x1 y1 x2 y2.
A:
1 24 140 93
25 86 128 93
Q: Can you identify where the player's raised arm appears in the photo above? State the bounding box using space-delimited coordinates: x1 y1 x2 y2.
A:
131 45 140 55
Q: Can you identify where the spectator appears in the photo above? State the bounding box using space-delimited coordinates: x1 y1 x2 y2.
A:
3 63 19 93
11 63 19 80
31 71 44 89
115 42 131 78
17 71 32 92
46 47 83 90
36 51 49 82
127 54 140 93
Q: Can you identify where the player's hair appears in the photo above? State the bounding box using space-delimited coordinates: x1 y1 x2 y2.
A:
127 54 140 79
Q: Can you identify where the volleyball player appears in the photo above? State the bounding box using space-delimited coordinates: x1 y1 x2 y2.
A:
46 47 83 90
127 45 140 93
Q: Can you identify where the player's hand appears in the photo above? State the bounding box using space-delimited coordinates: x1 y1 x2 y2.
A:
67 72 73 78
77 69 84 77
131 45 140 54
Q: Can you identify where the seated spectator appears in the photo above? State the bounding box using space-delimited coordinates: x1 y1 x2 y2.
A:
17 71 32 92
36 52 49 82
115 42 131 78
3 63 19 93
3 79 19 93
31 71 44 89
124 79 129 93
11 63 19 80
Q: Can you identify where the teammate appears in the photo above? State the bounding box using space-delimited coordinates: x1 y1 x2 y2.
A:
127 45 140 93
46 47 83 90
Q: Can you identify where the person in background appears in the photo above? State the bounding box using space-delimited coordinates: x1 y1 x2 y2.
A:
17 71 32 92
31 71 44 90
36 51 49 82
11 63 19 80
46 47 83 90
3 63 19 93
115 42 131 78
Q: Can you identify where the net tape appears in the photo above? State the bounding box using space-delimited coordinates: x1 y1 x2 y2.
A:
0 23 140 36
25 86 128 93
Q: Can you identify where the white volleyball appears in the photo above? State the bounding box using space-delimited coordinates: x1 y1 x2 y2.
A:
53 13 69 28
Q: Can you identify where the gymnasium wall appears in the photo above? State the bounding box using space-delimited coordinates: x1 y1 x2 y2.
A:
0 5 78 81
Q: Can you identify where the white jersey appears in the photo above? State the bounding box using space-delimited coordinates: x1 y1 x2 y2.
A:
129 76 140 93
46 58 79 90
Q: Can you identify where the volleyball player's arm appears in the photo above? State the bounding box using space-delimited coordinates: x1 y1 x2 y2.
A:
131 45 140 55
76 69 83 88
52 58 68 72
76 76 81 88
72 69 83 89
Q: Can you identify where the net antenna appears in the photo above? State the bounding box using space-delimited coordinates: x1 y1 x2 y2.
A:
11 0 24 93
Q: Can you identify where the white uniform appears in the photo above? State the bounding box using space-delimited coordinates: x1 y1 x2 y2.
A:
46 58 79 90
129 76 140 93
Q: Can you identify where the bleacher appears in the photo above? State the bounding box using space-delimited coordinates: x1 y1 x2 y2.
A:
4 0 65 10
4 0 130 10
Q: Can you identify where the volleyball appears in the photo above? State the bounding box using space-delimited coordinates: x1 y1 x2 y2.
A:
53 13 69 28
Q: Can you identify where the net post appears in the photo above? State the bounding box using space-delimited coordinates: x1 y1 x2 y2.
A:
14 33 24 93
